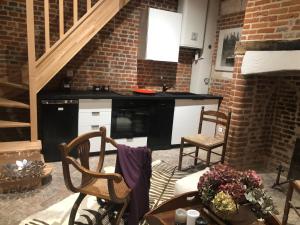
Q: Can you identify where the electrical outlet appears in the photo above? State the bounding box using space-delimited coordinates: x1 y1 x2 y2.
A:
66 70 73 78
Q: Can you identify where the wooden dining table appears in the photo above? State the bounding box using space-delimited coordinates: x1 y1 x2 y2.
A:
144 191 281 225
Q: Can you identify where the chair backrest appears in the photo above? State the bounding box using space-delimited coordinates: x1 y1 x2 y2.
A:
198 106 231 141
59 126 117 193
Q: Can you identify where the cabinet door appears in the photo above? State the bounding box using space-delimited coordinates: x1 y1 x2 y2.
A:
171 99 218 145
144 8 182 62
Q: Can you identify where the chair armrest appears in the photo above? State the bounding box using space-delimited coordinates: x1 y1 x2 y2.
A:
66 157 123 182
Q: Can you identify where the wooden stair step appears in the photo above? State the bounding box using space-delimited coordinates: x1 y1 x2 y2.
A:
0 140 41 153
0 80 29 90
0 120 30 128
0 98 29 109
0 140 42 165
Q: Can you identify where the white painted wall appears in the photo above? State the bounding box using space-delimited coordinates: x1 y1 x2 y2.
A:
189 0 220 94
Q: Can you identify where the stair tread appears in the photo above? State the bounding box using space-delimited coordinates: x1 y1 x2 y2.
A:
0 140 41 153
0 98 29 109
0 81 29 90
0 120 30 128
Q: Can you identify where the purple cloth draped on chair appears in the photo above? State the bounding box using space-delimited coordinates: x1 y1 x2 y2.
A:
115 144 152 225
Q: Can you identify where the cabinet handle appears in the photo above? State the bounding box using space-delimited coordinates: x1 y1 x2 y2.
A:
92 112 100 116
91 125 100 130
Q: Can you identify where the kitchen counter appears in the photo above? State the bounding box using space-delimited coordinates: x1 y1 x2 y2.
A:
38 90 223 100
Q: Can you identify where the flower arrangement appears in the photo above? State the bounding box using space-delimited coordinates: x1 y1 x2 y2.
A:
197 164 276 219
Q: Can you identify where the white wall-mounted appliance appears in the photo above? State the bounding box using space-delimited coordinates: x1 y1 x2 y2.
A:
178 0 209 49
138 8 182 62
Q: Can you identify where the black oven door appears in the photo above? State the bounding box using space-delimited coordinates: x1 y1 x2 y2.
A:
111 100 152 139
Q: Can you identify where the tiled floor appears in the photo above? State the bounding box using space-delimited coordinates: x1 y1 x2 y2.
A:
0 148 299 225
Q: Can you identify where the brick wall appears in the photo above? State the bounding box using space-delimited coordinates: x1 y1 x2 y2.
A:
0 0 194 92
224 0 300 171
0 0 27 83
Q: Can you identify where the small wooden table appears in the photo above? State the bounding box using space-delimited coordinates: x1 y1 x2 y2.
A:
145 191 281 225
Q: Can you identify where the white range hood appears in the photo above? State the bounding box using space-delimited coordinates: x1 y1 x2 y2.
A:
241 50 300 75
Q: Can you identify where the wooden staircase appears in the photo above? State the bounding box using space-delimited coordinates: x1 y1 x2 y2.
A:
1 0 130 169
0 80 42 166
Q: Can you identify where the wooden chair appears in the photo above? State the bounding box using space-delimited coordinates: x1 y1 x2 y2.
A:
178 107 231 170
60 126 131 225
282 180 300 225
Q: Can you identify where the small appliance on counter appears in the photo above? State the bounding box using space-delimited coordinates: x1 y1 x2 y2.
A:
93 85 110 92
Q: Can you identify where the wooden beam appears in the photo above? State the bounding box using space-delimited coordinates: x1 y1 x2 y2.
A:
73 0 78 24
26 0 38 141
59 0 64 38
26 0 36 64
235 39 300 55
44 0 50 51
87 0 91 10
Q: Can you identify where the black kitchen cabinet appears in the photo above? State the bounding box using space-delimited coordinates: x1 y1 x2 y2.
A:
39 100 78 162
147 100 175 150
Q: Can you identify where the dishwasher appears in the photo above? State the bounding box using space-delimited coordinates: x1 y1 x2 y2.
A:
39 99 78 162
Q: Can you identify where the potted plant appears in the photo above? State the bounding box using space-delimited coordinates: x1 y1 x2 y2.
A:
197 164 277 225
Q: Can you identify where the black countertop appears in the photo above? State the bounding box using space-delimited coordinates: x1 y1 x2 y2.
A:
38 90 223 101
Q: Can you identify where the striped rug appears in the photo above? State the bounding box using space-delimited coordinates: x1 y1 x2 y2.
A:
20 160 189 225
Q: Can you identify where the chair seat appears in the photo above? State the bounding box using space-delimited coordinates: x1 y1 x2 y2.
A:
81 178 130 201
183 134 224 148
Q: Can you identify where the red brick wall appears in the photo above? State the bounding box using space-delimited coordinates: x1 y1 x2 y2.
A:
225 0 300 171
0 0 194 92
268 77 300 173
0 0 27 83
242 0 300 41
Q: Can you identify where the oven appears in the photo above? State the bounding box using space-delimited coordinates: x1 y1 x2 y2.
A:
111 100 152 139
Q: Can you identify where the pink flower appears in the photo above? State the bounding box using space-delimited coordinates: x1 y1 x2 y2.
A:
242 170 262 188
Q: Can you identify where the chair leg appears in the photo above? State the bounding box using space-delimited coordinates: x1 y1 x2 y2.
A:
113 200 129 225
206 148 212 166
194 147 199 166
68 193 86 225
221 145 226 164
282 182 294 225
178 138 184 171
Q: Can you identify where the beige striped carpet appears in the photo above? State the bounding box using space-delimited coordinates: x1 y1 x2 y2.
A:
20 160 189 225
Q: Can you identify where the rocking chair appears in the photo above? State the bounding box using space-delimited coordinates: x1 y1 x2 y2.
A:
60 126 131 225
